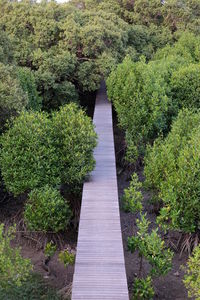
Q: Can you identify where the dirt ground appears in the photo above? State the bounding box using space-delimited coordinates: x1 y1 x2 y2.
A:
113 112 190 300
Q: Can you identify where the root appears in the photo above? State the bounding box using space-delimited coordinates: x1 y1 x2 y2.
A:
42 257 51 276
178 233 200 256
167 238 178 252
164 232 199 255
58 283 72 299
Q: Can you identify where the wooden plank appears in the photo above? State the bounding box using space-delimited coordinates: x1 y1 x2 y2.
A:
72 81 129 300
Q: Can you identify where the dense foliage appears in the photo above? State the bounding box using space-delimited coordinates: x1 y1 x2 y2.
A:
1 0 200 296
170 64 200 110
51 104 97 186
107 56 169 161
24 186 72 232
0 0 129 113
107 31 200 161
1 0 197 119
0 110 58 195
0 29 14 64
0 104 97 196
144 109 200 234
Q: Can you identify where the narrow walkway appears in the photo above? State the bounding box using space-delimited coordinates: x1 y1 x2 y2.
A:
72 82 129 300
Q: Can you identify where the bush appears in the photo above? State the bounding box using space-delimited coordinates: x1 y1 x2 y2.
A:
128 213 173 298
44 242 57 258
183 245 200 300
0 111 58 195
24 186 72 233
107 56 169 161
170 64 200 110
132 276 154 300
144 109 200 233
123 173 143 213
59 249 75 267
107 32 200 163
0 104 97 195
51 104 97 186
128 214 173 277
0 224 32 289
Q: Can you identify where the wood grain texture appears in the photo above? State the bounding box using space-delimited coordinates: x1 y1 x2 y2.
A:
72 81 129 300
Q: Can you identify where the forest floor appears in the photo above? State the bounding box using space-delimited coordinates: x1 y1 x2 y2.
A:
113 112 189 300
0 98 190 300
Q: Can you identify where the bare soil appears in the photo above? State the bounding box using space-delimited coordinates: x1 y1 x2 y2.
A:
113 112 189 300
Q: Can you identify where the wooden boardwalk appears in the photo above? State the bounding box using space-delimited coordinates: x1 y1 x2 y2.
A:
72 82 129 300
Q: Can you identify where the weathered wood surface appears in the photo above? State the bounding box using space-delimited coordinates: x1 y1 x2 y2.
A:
72 82 129 300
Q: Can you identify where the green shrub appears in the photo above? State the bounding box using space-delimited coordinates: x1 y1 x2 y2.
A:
144 109 200 233
24 186 72 233
0 224 32 289
123 173 143 213
157 126 200 233
58 249 75 267
107 56 169 161
128 213 173 298
170 64 200 110
51 104 97 186
17 67 42 111
183 245 200 300
128 214 173 277
132 276 154 300
0 111 58 195
0 104 97 195
145 109 200 191
44 241 57 258
107 32 200 163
